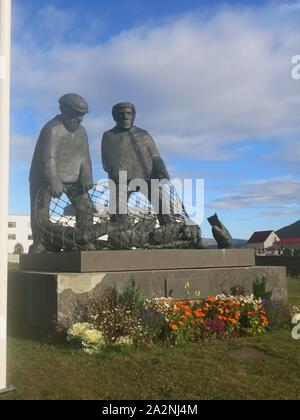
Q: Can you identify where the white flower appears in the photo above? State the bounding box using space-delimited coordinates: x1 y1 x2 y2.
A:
82 329 104 346
67 323 94 340
292 313 300 323
117 336 134 346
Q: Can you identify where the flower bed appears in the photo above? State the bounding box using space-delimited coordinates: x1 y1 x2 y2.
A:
67 289 300 353
166 294 269 342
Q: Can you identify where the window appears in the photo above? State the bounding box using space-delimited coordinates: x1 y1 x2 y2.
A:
28 235 33 240
8 222 16 228
8 234 16 240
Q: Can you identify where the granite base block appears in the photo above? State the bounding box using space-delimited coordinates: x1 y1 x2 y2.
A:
20 249 256 273
8 265 287 330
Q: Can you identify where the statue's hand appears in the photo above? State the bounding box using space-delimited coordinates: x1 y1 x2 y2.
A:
152 156 170 181
49 180 65 198
81 179 94 192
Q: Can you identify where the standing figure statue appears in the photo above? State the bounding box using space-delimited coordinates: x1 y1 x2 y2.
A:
29 94 95 254
101 102 171 225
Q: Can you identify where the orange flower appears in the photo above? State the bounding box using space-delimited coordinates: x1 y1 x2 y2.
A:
185 312 193 318
203 307 209 311
179 321 184 327
181 315 188 320
171 325 178 331
231 319 237 325
247 312 254 316
182 305 191 311
200 319 205 325
195 311 205 318
191 320 196 325
225 309 230 314
208 296 216 303
218 316 223 321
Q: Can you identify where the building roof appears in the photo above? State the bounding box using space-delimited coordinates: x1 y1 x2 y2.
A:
276 220 300 239
276 237 300 245
247 230 274 244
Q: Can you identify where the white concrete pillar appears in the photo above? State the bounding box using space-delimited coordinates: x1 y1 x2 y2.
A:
0 0 11 392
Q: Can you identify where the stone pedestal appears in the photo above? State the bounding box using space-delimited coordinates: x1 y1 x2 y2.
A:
9 249 287 331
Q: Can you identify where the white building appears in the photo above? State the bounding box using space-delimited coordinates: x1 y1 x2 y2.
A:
7 215 32 254
7 213 73 254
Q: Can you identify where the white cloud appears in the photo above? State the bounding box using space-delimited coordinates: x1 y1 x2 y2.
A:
209 176 300 213
278 2 300 13
271 139 300 164
10 135 34 164
11 3 300 164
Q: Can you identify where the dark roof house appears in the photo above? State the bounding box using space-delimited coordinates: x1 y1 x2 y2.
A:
247 230 274 244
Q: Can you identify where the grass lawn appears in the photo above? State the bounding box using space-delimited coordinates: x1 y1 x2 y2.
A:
287 276 300 307
1 276 300 400
8 262 19 272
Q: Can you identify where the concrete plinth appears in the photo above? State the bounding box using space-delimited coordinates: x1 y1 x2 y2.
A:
9 263 287 331
20 249 255 273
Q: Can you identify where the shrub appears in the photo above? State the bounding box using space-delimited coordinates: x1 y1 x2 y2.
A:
13 243 24 255
139 308 171 343
263 299 297 331
94 305 147 345
118 278 145 312
252 275 272 301
229 284 246 296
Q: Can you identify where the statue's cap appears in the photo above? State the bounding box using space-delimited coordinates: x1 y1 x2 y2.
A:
59 94 89 114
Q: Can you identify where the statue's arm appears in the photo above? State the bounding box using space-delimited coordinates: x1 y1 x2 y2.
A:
146 133 170 180
101 133 116 180
40 126 64 197
80 129 94 190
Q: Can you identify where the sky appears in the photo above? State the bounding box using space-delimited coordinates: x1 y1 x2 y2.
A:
8 0 300 239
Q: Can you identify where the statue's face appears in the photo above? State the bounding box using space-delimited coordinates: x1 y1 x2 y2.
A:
115 107 135 131
61 107 85 132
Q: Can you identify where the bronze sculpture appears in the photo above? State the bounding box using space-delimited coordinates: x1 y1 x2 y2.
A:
207 213 233 249
101 102 171 225
30 99 202 252
29 94 95 254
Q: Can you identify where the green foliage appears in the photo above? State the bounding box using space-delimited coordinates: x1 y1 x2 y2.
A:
118 278 145 312
139 309 171 343
230 284 246 296
252 275 272 301
263 300 291 331
13 243 24 255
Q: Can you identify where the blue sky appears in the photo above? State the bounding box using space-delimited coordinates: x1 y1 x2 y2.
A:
9 0 300 239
